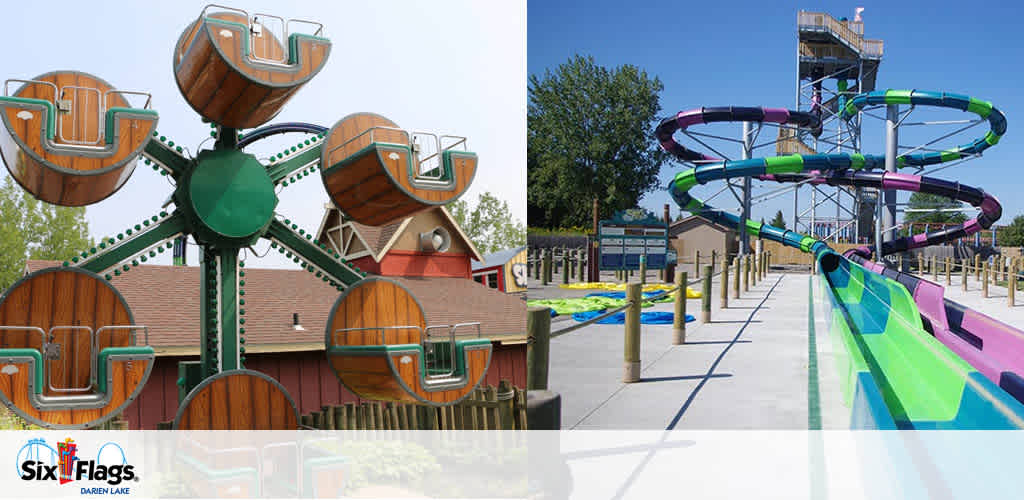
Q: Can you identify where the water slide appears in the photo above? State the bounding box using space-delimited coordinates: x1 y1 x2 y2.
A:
657 90 1024 429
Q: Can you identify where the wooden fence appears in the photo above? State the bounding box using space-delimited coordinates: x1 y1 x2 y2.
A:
155 381 527 430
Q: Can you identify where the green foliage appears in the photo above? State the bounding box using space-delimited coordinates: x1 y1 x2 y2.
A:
905 192 965 233
770 210 787 230
527 226 589 236
528 54 670 228
998 215 1024 247
0 175 93 289
447 192 526 254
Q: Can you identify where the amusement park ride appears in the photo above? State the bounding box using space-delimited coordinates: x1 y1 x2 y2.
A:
0 5 488 429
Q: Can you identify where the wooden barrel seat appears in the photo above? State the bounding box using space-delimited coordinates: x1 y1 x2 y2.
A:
174 6 331 128
320 113 478 226
0 267 154 428
174 370 299 429
0 71 158 206
325 278 491 406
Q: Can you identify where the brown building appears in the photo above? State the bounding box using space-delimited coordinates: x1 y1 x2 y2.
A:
24 255 526 429
669 215 740 263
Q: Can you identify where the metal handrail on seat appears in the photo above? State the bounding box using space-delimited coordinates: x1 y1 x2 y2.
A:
2 78 152 148
331 325 424 348
46 326 94 393
198 4 325 68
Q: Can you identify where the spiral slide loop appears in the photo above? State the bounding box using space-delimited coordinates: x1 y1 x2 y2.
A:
659 91 1006 269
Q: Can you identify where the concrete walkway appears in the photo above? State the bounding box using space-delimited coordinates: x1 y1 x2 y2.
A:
914 272 1024 324
546 271 848 429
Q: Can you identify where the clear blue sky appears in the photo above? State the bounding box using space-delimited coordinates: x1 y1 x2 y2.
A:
529 0 1024 233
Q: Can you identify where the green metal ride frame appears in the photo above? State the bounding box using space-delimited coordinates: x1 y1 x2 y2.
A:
67 123 368 395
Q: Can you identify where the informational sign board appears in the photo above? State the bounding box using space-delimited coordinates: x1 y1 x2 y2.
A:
597 210 669 270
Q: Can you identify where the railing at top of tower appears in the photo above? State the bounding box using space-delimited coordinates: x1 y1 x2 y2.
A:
797 11 884 59
198 4 325 67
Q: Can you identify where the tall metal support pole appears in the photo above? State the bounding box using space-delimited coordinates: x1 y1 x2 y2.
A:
740 122 753 256
793 185 799 232
884 104 899 243
875 188 884 261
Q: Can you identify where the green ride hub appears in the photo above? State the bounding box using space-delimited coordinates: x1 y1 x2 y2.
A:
176 148 278 247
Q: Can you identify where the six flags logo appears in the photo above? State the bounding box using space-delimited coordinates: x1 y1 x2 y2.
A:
18 437 136 486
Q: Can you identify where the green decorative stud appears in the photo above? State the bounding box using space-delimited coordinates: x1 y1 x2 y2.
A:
114 270 121 276
105 274 112 281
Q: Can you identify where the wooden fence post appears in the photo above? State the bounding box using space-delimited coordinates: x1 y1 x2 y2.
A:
542 250 551 286
702 265 712 323
673 271 687 345
639 257 647 286
497 380 515 430
561 251 570 285
578 249 586 283
623 282 642 383
961 258 968 291
983 261 990 298
975 254 982 281
1011 261 1017 307
932 256 938 281
945 257 951 286
732 256 740 299
694 250 701 279
527 307 551 391
743 255 750 292
720 258 729 309
711 250 717 274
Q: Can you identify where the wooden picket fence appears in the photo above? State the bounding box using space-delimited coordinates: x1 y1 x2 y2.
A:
155 380 527 430
301 381 527 430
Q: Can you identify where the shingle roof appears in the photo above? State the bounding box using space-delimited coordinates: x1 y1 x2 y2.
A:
472 246 526 271
24 260 525 351
348 219 404 256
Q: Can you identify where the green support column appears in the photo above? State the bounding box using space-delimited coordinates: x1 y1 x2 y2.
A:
218 249 241 371
200 249 217 377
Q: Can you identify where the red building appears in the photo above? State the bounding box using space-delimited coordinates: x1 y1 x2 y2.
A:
25 206 526 429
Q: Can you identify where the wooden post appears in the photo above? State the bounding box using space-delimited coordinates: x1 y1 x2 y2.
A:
751 254 758 287
1011 260 1017 307
541 250 551 286
720 258 729 309
898 254 903 270
732 256 740 299
561 250 570 285
578 249 586 283
945 257 951 286
639 257 647 285
975 254 982 281
961 258 968 291
527 307 551 391
497 380 515 430
983 261 990 298
711 249 717 274
694 250 701 279
673 271 687 345
701 265 712 323
932 255 938 281
623 282 642 383
743 255 750 292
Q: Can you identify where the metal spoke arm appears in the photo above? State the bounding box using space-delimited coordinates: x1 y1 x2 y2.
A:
77 211 188 274
265 219 365 287
267 144 322 184
143 138 190 178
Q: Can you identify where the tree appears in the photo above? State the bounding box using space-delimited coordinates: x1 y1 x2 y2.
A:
528 54 671 229
447 192 526 254
769 210 787 230
999 215 1024 247
0 175 93 289
904 192 965 234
